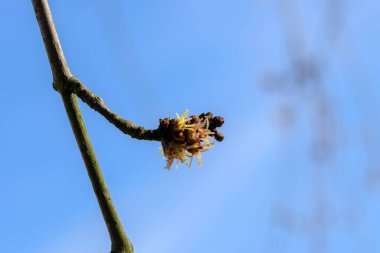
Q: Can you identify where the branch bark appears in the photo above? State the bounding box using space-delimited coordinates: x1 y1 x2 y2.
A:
32 1 133 252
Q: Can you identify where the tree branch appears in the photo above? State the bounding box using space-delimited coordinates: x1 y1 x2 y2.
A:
64 77 162 141
32 1 133 252
32 0 225 249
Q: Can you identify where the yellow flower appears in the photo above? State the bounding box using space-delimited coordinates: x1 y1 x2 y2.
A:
159 109 221 170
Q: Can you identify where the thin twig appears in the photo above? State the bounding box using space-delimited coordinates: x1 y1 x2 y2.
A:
64 77 162 141
32 1 133 252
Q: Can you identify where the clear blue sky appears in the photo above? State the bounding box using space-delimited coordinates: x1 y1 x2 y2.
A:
1 1 380 252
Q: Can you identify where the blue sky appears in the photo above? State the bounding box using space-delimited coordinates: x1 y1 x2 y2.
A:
1 1 380 252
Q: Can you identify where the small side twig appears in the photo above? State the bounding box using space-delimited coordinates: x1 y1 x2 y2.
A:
60 77 225 145
61 77 161 141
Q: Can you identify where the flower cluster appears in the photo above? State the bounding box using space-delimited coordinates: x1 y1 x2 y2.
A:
159 110 224 169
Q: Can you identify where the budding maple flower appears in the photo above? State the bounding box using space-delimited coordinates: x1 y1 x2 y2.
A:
159 110 224 170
